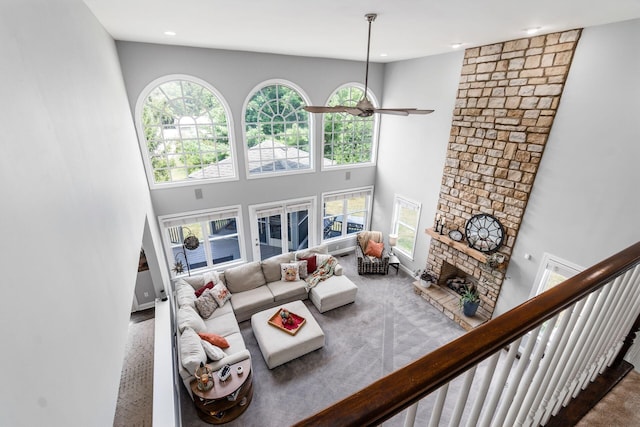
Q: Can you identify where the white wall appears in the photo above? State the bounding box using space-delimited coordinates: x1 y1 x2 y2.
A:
371 51 463 273
494 18 640 315
0 1 156 426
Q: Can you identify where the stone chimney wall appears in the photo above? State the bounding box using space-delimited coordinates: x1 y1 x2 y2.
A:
423 29 582 325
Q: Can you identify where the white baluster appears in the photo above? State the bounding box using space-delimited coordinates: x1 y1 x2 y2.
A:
465 352 500 427
403 402 419 427
428 383 449 427
448 366 477 427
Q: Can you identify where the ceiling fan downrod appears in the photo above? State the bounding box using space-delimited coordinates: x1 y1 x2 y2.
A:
363 13 377 98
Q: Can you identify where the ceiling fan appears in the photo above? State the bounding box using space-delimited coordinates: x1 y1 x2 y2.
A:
304 13 434 118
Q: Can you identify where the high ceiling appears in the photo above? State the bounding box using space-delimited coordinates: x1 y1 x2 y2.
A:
84 0 640 63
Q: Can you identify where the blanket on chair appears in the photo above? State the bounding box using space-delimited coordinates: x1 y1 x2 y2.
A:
305 256 337 290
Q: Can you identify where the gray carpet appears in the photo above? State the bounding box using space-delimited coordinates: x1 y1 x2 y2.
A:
114 311 155 427
180 253 467 426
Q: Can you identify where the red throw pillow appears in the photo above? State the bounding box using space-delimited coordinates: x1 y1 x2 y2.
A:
365 240 384 258
299 255 317 274
198 332 230 349
194 281 214 297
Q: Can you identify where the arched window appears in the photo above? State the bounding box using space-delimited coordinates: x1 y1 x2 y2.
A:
136 76 236 187
322 85 378 168
244 81 312 177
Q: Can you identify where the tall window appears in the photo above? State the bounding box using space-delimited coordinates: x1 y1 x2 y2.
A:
390 195 421 258
322 187 373 241
137 76 235 187
323 85 377 168
159 207 245 277
244 81 312 177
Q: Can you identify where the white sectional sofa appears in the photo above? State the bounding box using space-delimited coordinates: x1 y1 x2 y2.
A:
172 245 357 394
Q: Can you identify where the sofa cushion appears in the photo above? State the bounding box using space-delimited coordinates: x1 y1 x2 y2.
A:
281 262 300 282
267 280 308 302
194 288 218 319
181 275 205 289
175 280 197 308
178 305 206 333
203 311 241 337
231 286 275 322
261 253 293 283
294 245 328 260
201 340 227 361
198 332 230 349
207 300 234 320
180 328 207 375
224 261 266 293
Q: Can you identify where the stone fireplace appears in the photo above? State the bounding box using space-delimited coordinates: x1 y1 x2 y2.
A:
414 29 582 330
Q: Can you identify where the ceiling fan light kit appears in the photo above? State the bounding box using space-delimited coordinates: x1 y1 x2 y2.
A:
304 13 434 117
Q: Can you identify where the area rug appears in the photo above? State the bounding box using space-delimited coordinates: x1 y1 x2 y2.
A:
113 316 155 427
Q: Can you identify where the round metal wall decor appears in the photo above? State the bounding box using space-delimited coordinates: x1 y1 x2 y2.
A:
183 235 200 250
464 214 505 254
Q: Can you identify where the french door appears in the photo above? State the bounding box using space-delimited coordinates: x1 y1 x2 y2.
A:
249 198 315 260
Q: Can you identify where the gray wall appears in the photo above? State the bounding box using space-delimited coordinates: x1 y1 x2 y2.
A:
0 1 158 426
116 42 384 258
371 51 463 272
374 19 640 315
494 18 640 315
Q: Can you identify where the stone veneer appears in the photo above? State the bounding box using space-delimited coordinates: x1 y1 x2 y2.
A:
418 29 582 328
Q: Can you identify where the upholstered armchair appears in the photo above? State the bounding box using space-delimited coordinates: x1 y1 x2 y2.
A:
355 231 390 275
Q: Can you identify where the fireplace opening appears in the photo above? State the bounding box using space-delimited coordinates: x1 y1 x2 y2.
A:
438 261 478 295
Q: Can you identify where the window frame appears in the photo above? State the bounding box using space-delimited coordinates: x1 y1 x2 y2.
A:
248 196 317 260
390 195 422 260
134 74 238 189
242 79 314 180
158 205 246 278
321 186 374 243
320 83 380 171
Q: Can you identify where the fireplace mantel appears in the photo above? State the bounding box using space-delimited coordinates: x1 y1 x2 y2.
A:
425 228 487 264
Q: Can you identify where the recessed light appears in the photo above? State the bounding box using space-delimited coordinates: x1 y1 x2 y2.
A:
524 27 542 35
379 53 388 57
451 43 464 49
164 31 177 36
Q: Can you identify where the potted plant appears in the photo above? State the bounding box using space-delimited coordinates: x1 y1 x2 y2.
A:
414 269 435 288
459 285 480 316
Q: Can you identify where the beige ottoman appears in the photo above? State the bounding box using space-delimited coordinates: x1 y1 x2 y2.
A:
251 300 325 369
309 275 358 313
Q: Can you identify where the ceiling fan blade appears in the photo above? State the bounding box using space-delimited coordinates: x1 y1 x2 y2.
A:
304 106 348 113
375 108 435 115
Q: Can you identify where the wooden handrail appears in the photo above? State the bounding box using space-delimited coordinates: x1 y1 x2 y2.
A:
294 241 640 427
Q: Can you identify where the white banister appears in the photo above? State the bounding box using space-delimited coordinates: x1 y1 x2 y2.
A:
398 260 640 427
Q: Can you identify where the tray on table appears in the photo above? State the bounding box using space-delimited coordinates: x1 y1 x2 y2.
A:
268 308 306 335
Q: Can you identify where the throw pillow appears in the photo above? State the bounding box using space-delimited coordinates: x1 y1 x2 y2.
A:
194 288 218 319
299 255 317 274
365 240 384 258
180 328 207 375
201 340 227 361
198 332 230 349
297 260 308 279
280 262 300 282
177 305 206 333
194 281 214 297
210 282 232 307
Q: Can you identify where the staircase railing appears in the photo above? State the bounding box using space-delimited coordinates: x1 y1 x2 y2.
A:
294 241 640 427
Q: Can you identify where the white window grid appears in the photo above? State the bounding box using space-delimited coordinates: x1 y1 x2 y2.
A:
322 85 378 168
135 75 237 188
244 81 312 177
